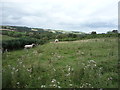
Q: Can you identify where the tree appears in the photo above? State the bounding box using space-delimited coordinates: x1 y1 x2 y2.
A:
91 31 96 34
112 30 118 33
68 33 77 38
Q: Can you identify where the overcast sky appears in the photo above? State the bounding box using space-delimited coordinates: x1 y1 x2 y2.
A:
1 0 119 33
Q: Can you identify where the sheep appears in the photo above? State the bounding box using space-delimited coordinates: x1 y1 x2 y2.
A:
24 43 35 49
55 39 59 43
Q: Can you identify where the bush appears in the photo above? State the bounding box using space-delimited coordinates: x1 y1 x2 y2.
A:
2 37 47 51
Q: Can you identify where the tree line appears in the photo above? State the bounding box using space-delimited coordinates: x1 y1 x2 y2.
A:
1 28 119 52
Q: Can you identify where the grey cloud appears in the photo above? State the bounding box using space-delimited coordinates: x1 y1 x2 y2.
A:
83 22 117 28
1 0 118 33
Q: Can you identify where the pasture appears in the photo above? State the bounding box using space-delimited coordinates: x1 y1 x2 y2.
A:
2 37 118 88
1 34 16 41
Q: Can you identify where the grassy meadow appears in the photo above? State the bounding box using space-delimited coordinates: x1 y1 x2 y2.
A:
2 37 118 88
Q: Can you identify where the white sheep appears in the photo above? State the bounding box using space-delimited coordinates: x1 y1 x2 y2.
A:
55 39 59 43
24 43 35 49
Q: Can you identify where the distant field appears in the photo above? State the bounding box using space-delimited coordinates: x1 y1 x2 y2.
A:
1 34 16 40
2 37 118 88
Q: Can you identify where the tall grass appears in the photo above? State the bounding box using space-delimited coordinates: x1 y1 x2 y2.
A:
2 37 118 88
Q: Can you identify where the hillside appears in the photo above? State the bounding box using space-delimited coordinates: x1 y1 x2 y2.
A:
0 35 16 41
0 25 85 34
3 37 118 88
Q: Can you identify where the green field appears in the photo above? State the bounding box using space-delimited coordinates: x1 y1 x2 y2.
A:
1 34 16 40
2 37 118 88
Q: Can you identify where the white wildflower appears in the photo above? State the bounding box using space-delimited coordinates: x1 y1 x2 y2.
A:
16 82 20 85
68 67 71 71
19 61 22 64
89 83 91 86
27 69 29 72
108 77 112 80
89 60 96 64
69 84 72 86
80 85 83 88
27 68 32 72
23 65 25 68
99 67 103 70
94 64 97 67
8 65 11 67
58 86 61 88
29 75 31 78
53 84 57 87
81 52 84 55
66 73 70 76
53 68 56 71
57 55 61 58
15 69 19 72
41 85 45 88
57 81 60 84
12 67 15 70
110 77 113 80
51 79 56 83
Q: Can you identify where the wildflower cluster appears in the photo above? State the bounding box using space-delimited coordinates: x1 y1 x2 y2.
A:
84 60 97 70
41 85 46 88
80 83 92 88
49 79 61 88
27 68 32 73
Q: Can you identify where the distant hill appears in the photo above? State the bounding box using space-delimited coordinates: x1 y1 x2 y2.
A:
49 30 85 34
0 25 86 34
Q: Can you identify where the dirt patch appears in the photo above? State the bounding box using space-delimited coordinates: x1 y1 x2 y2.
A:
50 39 94 43
72 39 92 43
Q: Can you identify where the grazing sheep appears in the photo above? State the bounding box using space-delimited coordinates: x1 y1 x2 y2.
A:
55 39 59 43
24 43 35 49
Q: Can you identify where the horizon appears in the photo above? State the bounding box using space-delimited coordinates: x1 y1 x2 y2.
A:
1 0 118 33
1 24 118 34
